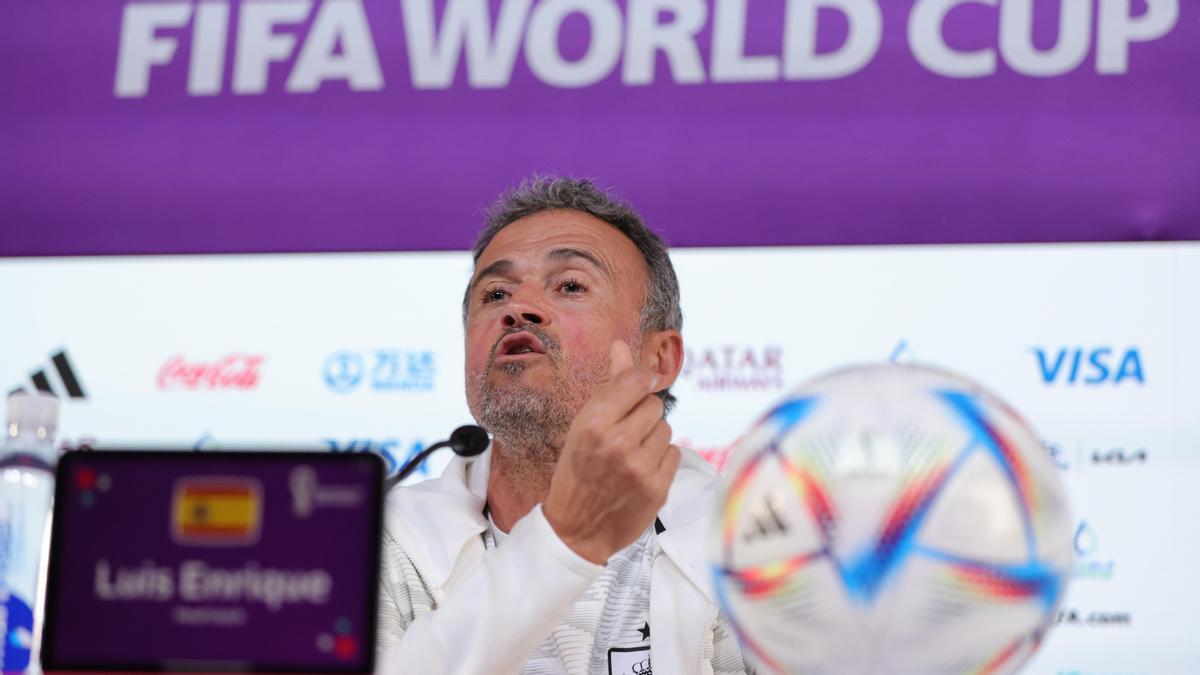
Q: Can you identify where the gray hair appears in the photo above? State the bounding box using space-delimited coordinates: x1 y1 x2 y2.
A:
464 176 682 413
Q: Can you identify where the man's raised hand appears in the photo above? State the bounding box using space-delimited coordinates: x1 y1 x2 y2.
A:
543 340 681 565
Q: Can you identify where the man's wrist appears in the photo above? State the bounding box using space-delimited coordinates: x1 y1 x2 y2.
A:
541 503 609 566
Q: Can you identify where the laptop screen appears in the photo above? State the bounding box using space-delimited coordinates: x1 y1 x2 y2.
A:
41 451 383 673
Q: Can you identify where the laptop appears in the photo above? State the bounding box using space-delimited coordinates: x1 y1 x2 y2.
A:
41 450 384 674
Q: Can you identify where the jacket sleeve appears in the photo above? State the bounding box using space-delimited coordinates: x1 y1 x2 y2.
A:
376 504 604 674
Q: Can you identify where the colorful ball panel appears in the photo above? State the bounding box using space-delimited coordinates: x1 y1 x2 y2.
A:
710 364 1072 675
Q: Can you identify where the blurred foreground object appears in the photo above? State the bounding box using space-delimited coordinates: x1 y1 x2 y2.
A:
711 364 1071 674
1 391 59 672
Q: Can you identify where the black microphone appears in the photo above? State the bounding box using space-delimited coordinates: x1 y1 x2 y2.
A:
386 425 489 489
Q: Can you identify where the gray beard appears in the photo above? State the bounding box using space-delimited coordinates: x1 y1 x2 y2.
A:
466 327 609 473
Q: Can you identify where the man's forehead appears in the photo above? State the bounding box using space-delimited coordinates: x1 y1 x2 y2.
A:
474 210 639 273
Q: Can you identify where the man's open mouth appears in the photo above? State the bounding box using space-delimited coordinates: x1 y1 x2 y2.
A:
495 332 547 358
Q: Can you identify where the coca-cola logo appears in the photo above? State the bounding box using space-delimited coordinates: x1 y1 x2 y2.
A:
157 354 264 390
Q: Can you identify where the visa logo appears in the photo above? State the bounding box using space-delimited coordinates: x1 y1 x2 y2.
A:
323 438 426 477
1033 347 1144 385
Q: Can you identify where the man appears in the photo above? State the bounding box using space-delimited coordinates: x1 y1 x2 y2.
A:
377 177 751 674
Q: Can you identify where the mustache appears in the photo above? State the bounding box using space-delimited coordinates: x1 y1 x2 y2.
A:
487 326 560 366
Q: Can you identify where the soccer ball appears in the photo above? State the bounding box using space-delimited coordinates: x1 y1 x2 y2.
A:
710 364 1071 675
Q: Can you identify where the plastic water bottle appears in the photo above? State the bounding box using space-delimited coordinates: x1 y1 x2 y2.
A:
0 392 59 674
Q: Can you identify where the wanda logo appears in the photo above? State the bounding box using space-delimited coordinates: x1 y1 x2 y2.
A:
157 354 264 390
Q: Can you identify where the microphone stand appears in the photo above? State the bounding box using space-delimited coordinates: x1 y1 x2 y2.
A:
386 425 488 490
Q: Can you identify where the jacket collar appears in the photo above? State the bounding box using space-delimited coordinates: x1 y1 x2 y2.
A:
384 445 492 591
385 443 720 601
654 447 720 602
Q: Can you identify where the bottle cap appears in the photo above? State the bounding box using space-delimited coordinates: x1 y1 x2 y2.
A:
6 390 60 441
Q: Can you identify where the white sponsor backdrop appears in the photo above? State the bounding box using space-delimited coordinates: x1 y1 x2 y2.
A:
3 243 1197 674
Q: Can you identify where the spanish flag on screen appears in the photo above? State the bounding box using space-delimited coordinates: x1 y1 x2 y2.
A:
170 477 263 546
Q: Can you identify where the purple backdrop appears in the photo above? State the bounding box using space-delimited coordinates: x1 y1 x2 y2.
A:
1 0 1197 257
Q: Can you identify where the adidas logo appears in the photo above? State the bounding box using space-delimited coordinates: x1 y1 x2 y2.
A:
744 497 790 543
9 349 87 400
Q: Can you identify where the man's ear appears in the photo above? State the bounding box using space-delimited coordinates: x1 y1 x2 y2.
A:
639 330 683 391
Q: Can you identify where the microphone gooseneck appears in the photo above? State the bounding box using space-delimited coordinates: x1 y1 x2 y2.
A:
386 425 488 489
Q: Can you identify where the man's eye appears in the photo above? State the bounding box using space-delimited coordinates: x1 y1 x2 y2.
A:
482 289 508 303
559 279 586 294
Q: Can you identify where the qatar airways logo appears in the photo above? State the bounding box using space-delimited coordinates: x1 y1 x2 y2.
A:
682 345 784 392
113 0 1179 98
157 354 265 390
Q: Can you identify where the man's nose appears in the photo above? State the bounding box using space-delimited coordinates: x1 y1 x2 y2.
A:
502 293 547 327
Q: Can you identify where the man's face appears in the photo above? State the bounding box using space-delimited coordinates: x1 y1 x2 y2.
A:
464 209 649 450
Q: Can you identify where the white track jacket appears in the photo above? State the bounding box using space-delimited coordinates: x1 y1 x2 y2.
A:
375 446 748 674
